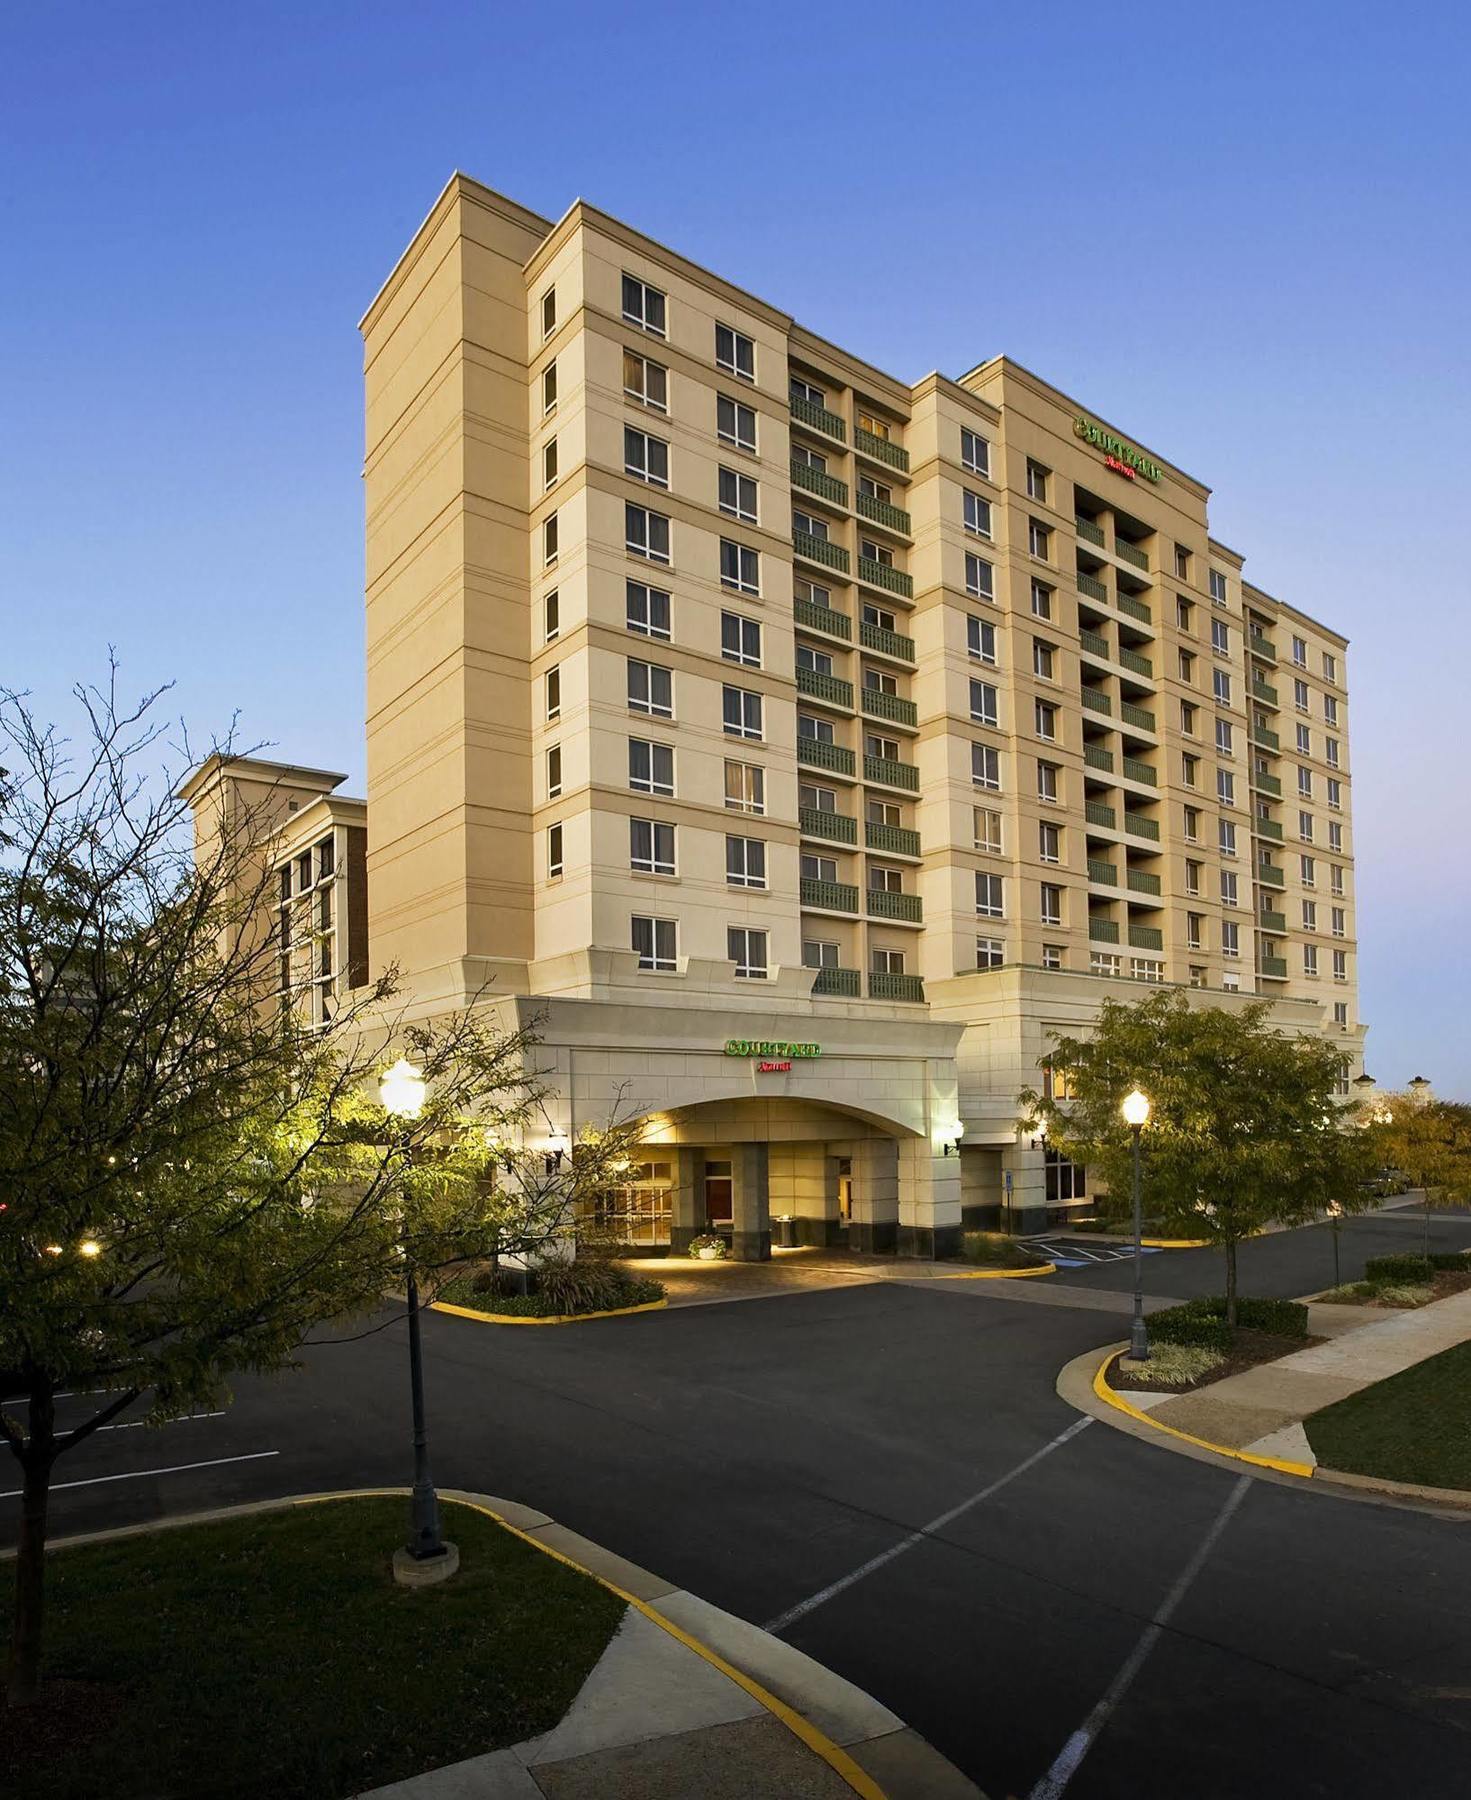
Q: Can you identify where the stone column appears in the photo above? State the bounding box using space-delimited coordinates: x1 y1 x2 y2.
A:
1001 1141 1049 1236
669 1147 703 1255
897 1136 964 1259
961 1146 1003 1232
730 1143 770 1262
848 1138 898 1255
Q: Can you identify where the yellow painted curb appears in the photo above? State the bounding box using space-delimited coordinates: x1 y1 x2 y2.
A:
431 1296 668 1326
1139 1237 1211 1249
1091 1349 1316 1478
949 1260 1058 1281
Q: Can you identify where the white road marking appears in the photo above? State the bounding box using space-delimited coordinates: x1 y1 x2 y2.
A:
91 1411 225 1434
1027 1475 1251 1800
764 1416 1093 1634
0 1450 278 1498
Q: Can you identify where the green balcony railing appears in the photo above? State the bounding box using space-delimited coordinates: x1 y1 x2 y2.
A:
1115 540 1149 572
1118 646 1154 679
1080 627 1110 659
790 459 849 507
861 687 918 727
1077 571 1109 603
1258 956 1289 979
791 393 846 441
1081 688 1112 716
1128 924 1164 950
1249 632 1278 663
866 819 921 858
869 970 925 1002
1122 755 1157 786
1254 817 1285 842
1086 800 1117 830
859 619 915 663
1084 744 1115 773
796 666 854 708
797 736 856 777
1087 857 1119 886
1075 516 1105 547
800 877 859 914
863 753 919 791
1252 677 1279 708
1127 868 1163 896
1121 701 1157 733
794 595 851 640
1115 592 1153 625
793 530 850 574
1089 917 1121 943
857 556 913 598
867 887 923 923
1124 812 1160 840
1257 861 1286 888
854 426 909 472
799 805 857 844
1259 909 1288 934
1250 767 1282 797
1252 722 1281 751
811 965 861 997
856 491 912 535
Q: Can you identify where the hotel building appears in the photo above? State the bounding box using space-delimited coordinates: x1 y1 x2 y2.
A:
193 173 1365 1257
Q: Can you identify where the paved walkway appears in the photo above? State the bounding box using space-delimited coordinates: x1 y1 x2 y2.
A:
1129 1288 1471 1466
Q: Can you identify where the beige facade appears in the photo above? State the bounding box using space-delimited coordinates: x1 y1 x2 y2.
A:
195 172 1368 1251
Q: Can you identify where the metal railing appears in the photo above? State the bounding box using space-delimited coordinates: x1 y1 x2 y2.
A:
1115 541 1149 572
1075 516 1105 547
1118 646 1153 679
1127 868 1162 896
799 806 857 844
1085 800 1117 830
1124 813 1161 840
868 970 925 1002
800 877 858 914
1121 701 1157 733
856 491 911 535
857 556 913 598
1089 917 1121 943
790 459 849 506
1115 592 1152 625
861 687 918 727
866 887 923 922
1087 856 1119 886
1077 571 1109 603
867 819 921 857
812 965 861 997
859 619 915 663
796 667 854 708
791 393 847 441
854 426 908 472
794 596 851 640
1084 744 1115 772
1122 755 1157 786
863 753 919 791
1128 924 1164 950
1081 688 1112 716
797 737 856 776
793 530 850 574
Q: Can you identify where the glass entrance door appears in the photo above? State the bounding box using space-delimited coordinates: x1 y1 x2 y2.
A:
704 1160 733 1225
836 1156 853 1225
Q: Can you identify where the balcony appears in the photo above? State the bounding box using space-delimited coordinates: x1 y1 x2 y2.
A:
1075 516 1105 547
1087 856 1119 886
791 394 846 442
863 753 919 791
1258 956 1289 980
791 459 849 507
867 888 923 923
1121 701 1157 734
1257 862 1286 889
856 491 912 535
1249 631 1278 663
866 819 921 858
1080 627 1110 659
1252 722 1281 751
1259 909 1288 933
795 596 851 641
1115 592 1152 626
859 619 915 663
1250 767 1282 798
1124 812 1160 841
1118 646 1154 679
869 970 925 1002
1085 800 1117 830
800 805 857 845
1081 688 1112 717
1122 755 1157 786
854 426 908 473
801 877 859 914
1077 571 1109 604
812 965 861 997
861 687 918 728
798 737 856 777
1084 744 1115 773
1127 868 1163 896
796 667 854 709
1128 924 1164 950
1252 676 1280 708
857 556 913 599
1253 817 1285 843
1115 541 1149 573
1089 917 1121 943
793 530 850 574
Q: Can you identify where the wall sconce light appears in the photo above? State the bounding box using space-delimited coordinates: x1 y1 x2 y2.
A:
939 1122 966 1157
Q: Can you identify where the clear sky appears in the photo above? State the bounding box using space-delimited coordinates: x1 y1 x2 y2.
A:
4 1 1468 1093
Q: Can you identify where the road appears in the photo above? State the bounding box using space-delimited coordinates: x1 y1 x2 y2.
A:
6 1206 1471 1799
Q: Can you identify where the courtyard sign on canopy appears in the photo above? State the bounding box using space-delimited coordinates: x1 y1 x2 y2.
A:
724 1039 821 1059
1073 416 1163 484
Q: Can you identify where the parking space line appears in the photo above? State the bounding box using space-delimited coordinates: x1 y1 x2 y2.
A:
91 1412 226 1434
764 1417 1093 1634
1026 1475 1250 1800
0 1450 278 1498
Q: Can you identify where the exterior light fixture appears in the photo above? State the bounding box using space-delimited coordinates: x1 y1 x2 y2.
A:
379 1058 426 1120
78 1239 102 1258
1121 1088 1152 1129
1120 1087 1152 1362
940 1122 966 1157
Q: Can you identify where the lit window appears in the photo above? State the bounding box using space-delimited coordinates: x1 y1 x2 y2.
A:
623 350 668 412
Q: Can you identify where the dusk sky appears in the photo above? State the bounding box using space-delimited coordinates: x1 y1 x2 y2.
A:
4 2 1468 1092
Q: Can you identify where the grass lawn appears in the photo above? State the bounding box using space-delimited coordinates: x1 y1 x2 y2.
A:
1305 1339 1471 1490
3 1496 626 1800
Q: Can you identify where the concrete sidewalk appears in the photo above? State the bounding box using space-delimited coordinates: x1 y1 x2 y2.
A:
1129 1288 1471 1467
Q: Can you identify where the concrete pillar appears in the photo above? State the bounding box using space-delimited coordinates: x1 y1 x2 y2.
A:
669 1147 703 1254
897 1137 964 1259
1001 1142 1048 1236
731 1143 770 1262
961 1146 1003 1232
768 1143 836 1248
849 1138 898 1255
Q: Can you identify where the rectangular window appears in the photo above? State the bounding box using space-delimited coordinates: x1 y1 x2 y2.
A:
794 509 829 543
803 938 840 970
541 288 556 339
1181 700 1197 736
725 760 765 814
1299 811 1314 842
1327 778 1342 810
974 807 1003 853
1091 951 1122 977
1185 859 1202 896
628 738 675 796
543 437 558 490
1296 723 1312 754
972 742 1001 791
721 611 762 666
1213 668 1232 705
1333 949 1347 981
1175 546 1191 581
1039 821 1061 863
717 394 757 452
803 852 839 886
1031 580 1053 620
1328 821 1343 851
1330 864 1344 896
547 744 562 799
1217 769 1235 806
624 425 670 487
968 616 997 663
1035 699 1058 741
544 513 559 567
630 817 676 875
627 658 673 718
545 667 561 721
544 589 560 642
1219 819 1237 857
1040 881 1063 925
547 822 563 878
970 679 999 726
1026 460 1050 503
961 428 989 475
966 554 995 601
715 322 755 381
796 643 834 678
1209 569 1228 605
1187 913 1203 950
720 539 760 595
1028 518 1050 559
1302 898 1318 930
626 580 672 640
622 272 666 336
728 926 768 980
1183 805 1200 842
1043 943 1065 970
1304 944 1319 978
1215 718 1234 756
976 936 1004 969
1301 855 1316 886
1222 920 1240 957
543 362 557 416
1182 753 1199 788
718 466 758 523
1037 760 1059 802
626 503 671 564
1221 869 1239 906
1298 765 1313 797
726 836 767 889
860 537 893 568
1294 679 1310 712
870 947 906 976
1322 652 1337 683
722 685 763 740
623 349 668 412
964 490 993 538
976 871 1004 918
632 915 677 972
1292 635 1308 667
1177 595 1194 632
1211 618 1230 655
1326 738 1340 769
1178 648 1196 683
799 713 833 745
1033 639 1055 680
790 376 826 407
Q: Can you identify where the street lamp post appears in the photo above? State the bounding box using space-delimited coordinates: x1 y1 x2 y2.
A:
1121 1088 1152 1362
379 1058 457 1586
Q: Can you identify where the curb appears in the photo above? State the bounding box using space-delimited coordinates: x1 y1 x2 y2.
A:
1139 1237 1211 1249
948 1261 1057 1282
1089 1346 1315 1477
431 1296 668 1327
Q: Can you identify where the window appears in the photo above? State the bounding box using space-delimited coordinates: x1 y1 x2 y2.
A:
1330 863 1345 896
626 580 671 639
1037 760 1059 802
1298 765 1313 798
1176 596 1194 632
799 577 834 611
792 443 827 474
1217 769 1235 805
1187 913 1203 950
871 947 906 976
790 376 826 407
1328 821 1343 851
1181 700 1197 736
1296 723 1311 754
974 807 1003 853
624 426 670 487
964 490 993 538
728 926 768 979
1294 679 1310 712
623 349 668 412
621 272 666 336
793 509 829 543
972 742 1001 790
1182 753 1199 788
544 589 560 642
858 410 892 441
1333 949 1348 981
1221 869 1239 906
1213 668 1232 705
1040 882 1063 925
720 539 760 595
864 668 898 700
541 287 556 339
547 744 562 799
1222 920 1240 958
629 738 675 796
976 936 1004 969
1190 966 1208 989
858 474 892 508
860 537 893 567
970 679 999 726
543 513 559 567
1039 821 1061 864
1326 737 1340 770
1178 648 1196 683
1209 568 1228 605
796 643 834 677
1219 819 1237 857
961 428 989 475
722 684 763 739
718 466 758 523
865 732 899 763
976 871 1004 917
725 760 764 814
1026 460 1049 502
1291 635 1307 667
1322 651 1337 683
721 611 761 666
1091 951 1122 976
543 438 559 490
1033 638 1055 680
545 667 561 721
1031 580 1053 620
547 823 563 878
1327 777 1342 810
1185 859 1202 896
1211 618 1230 655
799 713 833 745
630 817 675 875
632 915 677 972
626 503 671 563
1299 811 1314 842
1323 694 1339 726
1304 944 1319 978
717 394 757 452
803 938 839 970
1301 854 1316 886
1132 959 1164 983
1175 546 1191 581
715 322 754 381
627 658 673 718
1183 805 1200 842
968 616 998 663
726 836 767 889
869 864 903 895
1028 518 1051 559
803 852 839 886
799 780 835 813
966 553 995 600
1035 699 1058 740
1302 898 1318 931
1333 1001 1349 1025
542 362 557 415
1215 718 1234 756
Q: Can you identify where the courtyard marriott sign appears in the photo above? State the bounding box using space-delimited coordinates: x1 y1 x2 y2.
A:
724 1039 822 1060
1073 416 1163 484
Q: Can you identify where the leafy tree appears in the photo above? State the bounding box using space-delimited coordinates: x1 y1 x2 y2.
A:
1020 988 1372 1325
1362 1088 1471 1257
0 671 639 1704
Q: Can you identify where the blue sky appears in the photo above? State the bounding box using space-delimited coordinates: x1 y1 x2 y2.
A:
4 1 1468 1092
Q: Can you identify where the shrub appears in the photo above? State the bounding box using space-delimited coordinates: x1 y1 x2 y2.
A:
687 1233 728 1260
1146 1305 1233 1352
961 1231 1047 1269
1318 1281 1375 1303
1374 1283 1434 1308
1365 1254 1435 1283
1147 1293 1309 1348
483 1277 666 1318
1122 1343 1225 1386
1428 1251 1471 1272
535 1257 634 1314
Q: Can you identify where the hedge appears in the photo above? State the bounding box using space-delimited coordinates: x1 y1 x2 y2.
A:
1148 1293 1310 1351
1364 1254 1435 1283
1429 1251 1471 1272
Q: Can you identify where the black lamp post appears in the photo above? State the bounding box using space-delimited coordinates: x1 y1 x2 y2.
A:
1121 1087 1152 1362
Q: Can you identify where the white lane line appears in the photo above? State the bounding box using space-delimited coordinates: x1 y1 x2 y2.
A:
1027 1475 1251 1800
92 1412 225 1434
0 1450 278 1498
764 1416 1093 1634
